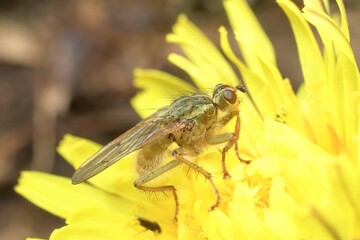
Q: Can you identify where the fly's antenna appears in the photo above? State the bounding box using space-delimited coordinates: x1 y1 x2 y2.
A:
236 85 247 93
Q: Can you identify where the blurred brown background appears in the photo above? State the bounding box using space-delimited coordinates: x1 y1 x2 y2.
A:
0 0 358 239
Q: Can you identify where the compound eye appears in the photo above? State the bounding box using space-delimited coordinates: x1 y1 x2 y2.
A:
223 89 237 104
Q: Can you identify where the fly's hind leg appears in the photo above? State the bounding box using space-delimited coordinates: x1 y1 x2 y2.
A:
172 149 221 212
207 114 251 179
134 159 180 221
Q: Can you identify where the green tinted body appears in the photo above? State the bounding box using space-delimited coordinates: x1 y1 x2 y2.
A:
72 84 244 183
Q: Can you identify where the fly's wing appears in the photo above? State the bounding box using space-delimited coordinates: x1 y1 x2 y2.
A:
72 111 189 184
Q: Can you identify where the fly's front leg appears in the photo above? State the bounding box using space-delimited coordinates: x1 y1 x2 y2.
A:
208 113 251 179
134 159 180 221
172 149 221 212
232 115 252 166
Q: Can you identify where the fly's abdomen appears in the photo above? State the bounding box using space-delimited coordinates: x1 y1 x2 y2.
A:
136 137 172 176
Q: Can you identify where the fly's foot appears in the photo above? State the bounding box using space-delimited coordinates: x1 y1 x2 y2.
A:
208 201 221 212
239 158 252 165
235 149 253 165
223 170 231 179
240 159 253 165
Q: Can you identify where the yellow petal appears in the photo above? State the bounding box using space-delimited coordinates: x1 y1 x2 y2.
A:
303 0 329 14
278 0 339 151
228 202 277 239
303 6 354 66
224 0 275 71
219 22 312 146
50 225 155 240
53 208 176 240
57 134 101 169
131 68 194 118
205 210 234 240
166 14 240 89
15 171 133 219
57 134 145 203
218 27 277 119
335 0 350 40
259 121 360 239
302 5 359 158
264 177 302 239
277 0 325 86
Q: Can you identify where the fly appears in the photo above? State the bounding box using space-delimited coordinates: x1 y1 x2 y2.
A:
72 84 250 221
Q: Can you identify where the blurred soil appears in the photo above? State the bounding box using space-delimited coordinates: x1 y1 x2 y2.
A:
0 0 358 239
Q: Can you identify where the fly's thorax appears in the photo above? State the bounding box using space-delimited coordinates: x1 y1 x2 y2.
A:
167 94 214 120
164 94 218 148
172 108 217 148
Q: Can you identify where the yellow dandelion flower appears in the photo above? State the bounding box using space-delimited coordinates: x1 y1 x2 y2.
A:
16 0 359 239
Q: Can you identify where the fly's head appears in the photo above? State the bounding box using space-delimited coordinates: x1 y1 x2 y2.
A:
212 84 246 112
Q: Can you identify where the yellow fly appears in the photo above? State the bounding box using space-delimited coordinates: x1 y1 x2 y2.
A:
72 84 250 220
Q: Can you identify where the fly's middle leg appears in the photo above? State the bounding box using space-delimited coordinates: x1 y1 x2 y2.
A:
134 159 180 221
172 149 221 212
